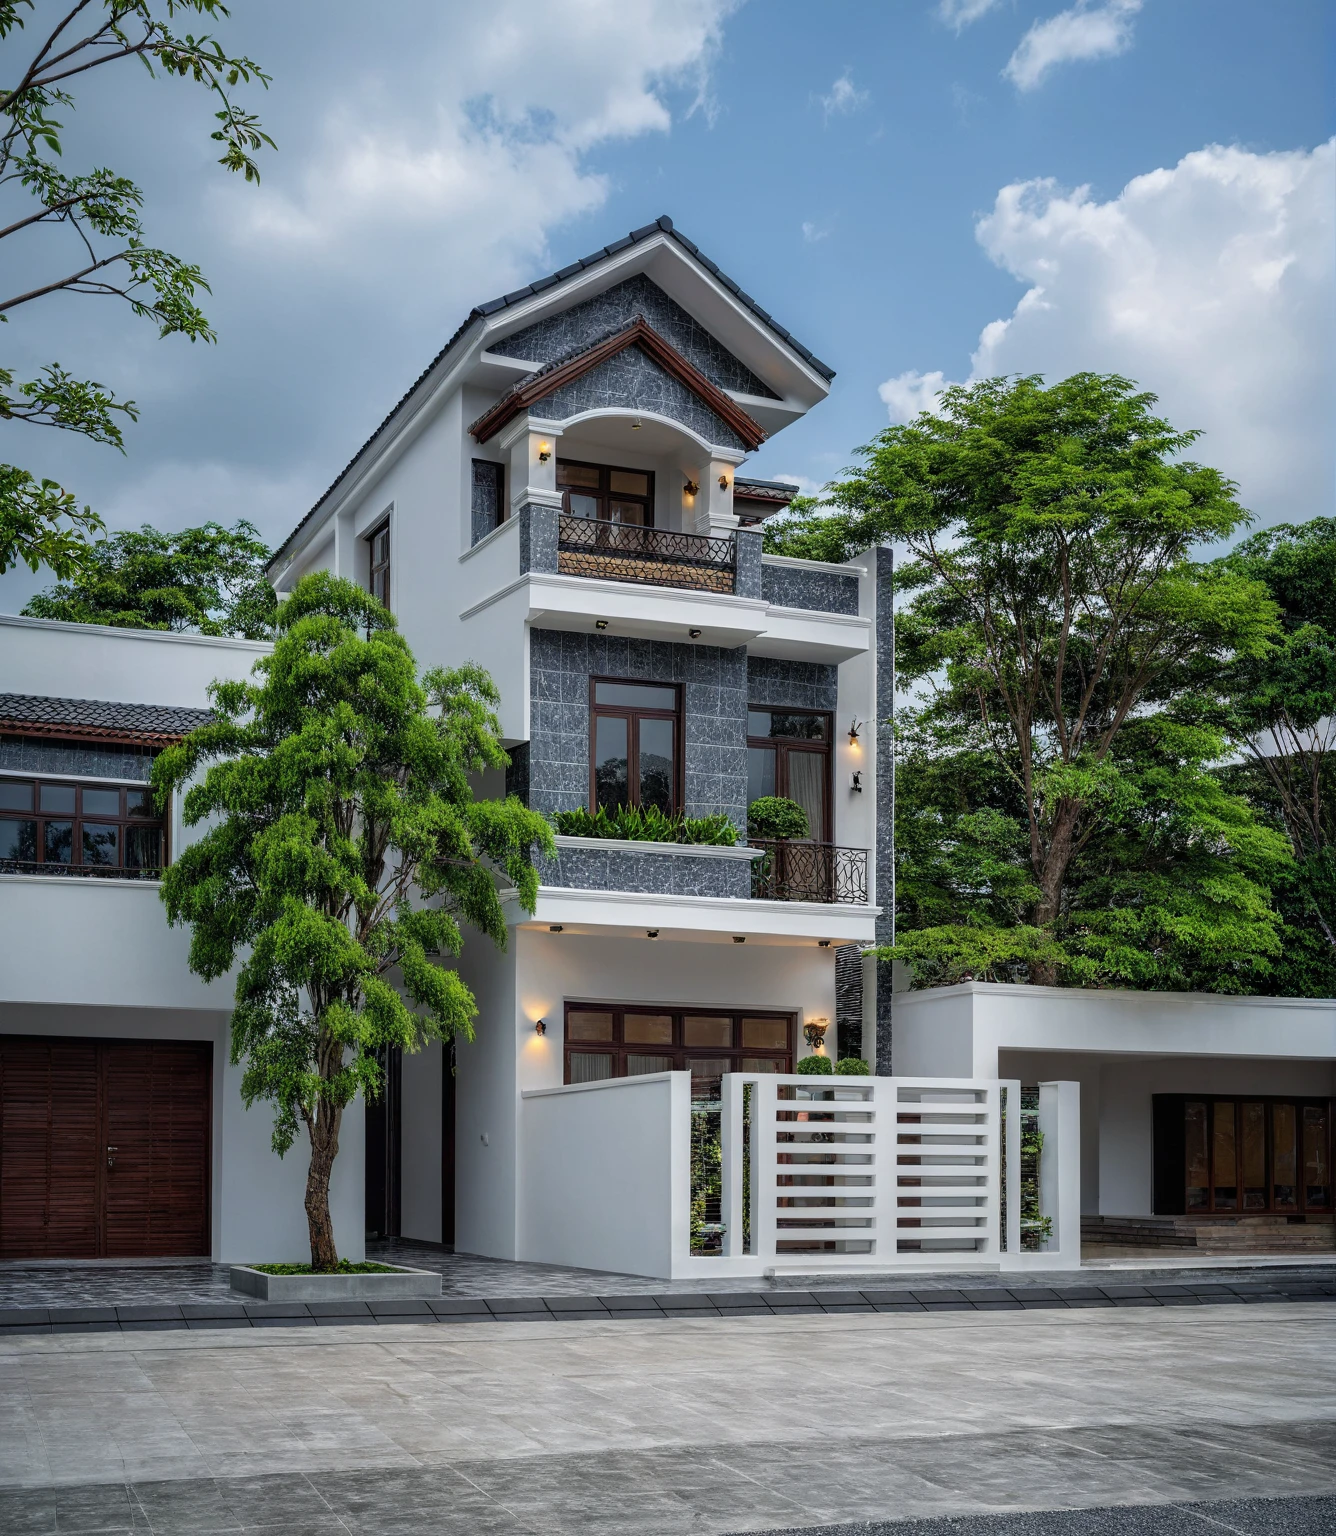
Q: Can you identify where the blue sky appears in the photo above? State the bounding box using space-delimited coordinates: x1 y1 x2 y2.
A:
1 0 1331 611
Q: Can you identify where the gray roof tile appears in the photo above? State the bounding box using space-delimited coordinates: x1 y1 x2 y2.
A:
0 694 211 741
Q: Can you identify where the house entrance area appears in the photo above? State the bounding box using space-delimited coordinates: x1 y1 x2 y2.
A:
1154 1094 1333 1215
0 1036 211 1259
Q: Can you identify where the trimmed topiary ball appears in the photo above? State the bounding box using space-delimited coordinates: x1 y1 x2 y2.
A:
796 1054 833 1075
835 1057 870 1075
747 795 809 840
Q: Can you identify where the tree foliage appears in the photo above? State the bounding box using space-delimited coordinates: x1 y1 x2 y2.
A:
23 517 276 636
153 574 554 1268
767 374 1289 990
1 2 271 576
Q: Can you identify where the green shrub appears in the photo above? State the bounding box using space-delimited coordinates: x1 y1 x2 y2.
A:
747 795 809 840
552 804 737 845
796 1053 833 1075
249 1261 399 1275
835 1056 870 1075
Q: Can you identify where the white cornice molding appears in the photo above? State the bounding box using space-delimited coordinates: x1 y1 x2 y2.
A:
762 553 869 578
531 885 881 919
0 612 272 653
890 980 1336 1011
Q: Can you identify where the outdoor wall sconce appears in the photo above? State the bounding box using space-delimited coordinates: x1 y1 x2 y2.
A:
683 479 699 497
688 628 702 639
632 418 642 430
803 1017 830 1052
646 929 660 939
850 770 863 792
848 718 862 745
537 441 551 463
718 473 729 490
595 619 609 630
534 1019 547 1036
549 925 564 933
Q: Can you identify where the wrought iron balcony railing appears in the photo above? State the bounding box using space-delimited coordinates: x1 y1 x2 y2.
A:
749 840 868 905
557 513 735 594
0 860 162 881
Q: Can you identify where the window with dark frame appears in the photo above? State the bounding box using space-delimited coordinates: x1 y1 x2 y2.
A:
0 774 166 874
747 707 833 841
590 678 681 815
563 1004 794 1089
557 459 654 526
1173 1096 1332 1214
471 459 506 543
368 520 390 609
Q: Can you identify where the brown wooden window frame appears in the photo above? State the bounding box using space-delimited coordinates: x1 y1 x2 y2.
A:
367 518 391 609
1155 1093 1333 1216
563 1003 795 1087
0 773 168 874
747 706 834 843
557 458 655 527
589 676 683 816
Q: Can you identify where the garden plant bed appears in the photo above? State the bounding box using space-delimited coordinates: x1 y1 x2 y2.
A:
229 1263 443 1302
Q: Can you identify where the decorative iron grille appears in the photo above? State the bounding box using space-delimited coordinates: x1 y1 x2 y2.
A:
750 841 868 905
557 513 735 594
0 860 161 880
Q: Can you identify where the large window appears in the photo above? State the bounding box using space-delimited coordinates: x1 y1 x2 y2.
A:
0 775 165 874
558 459 654 526
1156 1095 1332 1214
564 1005 794 1090
590 678 680 815
367 520 390 608
747 708 832 841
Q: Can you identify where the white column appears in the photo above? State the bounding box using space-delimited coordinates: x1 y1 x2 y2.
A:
1038 1079 1082 1270
500 415 562 515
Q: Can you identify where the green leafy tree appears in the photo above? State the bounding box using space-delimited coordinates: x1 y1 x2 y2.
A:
153 574 554 1269
768 374 1285 987
23 517 276 636
1 1 272 577
1215 518 1336 995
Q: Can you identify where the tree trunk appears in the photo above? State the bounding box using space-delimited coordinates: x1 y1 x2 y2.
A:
1029 800 1082 985
305 1101 342 1271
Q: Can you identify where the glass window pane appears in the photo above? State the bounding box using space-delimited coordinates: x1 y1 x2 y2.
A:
608 499 646 526
688 1058 729 1095
684 1016 732 1048
593 682 677 709
557 462 600 488
594 714 629 811
44 821 73 863
1185 1101 1208 1210
81 823 119 866
741 1017 789 1050
1212 1101 1237 1209
748 746 776 805
40 783 76 814
626 1054 674 1076
747 711 772 737
125 824 161 870
1272 1101 1298 1209
567 1011 614 1041
0 819 37 860
0 780 33 812
568 1052 613 1084
566 492 599 519
1303 1104 1330 1209
638 716 675 812
624 1014 673 1045
608 470 649 496
126 788 155 818
82 787 120 817
787 750 827 840
1241 1102 1267 1210
742 1057 784 1073
769 712 827 740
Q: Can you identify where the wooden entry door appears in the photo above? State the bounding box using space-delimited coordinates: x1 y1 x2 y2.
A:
0 1037 211 1258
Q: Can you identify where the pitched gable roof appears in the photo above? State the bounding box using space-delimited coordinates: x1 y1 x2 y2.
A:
269 216 832 574
467 316 767 450
0 694 211 746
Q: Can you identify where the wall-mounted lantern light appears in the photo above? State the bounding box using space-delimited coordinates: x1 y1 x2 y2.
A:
718 473 729 491
848 718 862 745
683 479 699 497
534 1018 547 1036
537 441 551 463
803 1017 830 1052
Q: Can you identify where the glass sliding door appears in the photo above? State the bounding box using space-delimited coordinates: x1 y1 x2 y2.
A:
1168 1096 1334 1214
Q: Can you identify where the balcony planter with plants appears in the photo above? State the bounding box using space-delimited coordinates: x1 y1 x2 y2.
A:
540 804 762 899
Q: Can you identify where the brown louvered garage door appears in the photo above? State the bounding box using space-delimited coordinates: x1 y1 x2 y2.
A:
0 1037 211 1258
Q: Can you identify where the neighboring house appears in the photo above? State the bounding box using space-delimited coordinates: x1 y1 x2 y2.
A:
0 216 1331 1274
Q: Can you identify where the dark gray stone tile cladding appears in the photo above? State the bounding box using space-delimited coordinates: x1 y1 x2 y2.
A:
537 843 751 898
519 503 559 574
874 545 895 1071
0 736 156 782
540 347 745 453
762 562 859 616
493 273 778 399
746 657 838 712
528 628 748 832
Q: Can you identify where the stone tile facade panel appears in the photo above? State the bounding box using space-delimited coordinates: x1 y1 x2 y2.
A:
746 656 839 713
538 843 753 899
0 735 157 782
761 562 860 616
541 348 746 453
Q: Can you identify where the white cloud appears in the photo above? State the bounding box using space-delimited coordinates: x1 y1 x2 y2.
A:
817 71 868 123
801 220 829 243
1004 0 1141 91
878 140 1336 528
938 0 1003 33
232 0 736 298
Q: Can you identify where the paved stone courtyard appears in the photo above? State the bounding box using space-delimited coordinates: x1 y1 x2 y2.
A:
0 1303 1331 1533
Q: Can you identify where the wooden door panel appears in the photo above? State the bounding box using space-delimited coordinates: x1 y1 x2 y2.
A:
102 1041 210 1257
0 1039 99 1258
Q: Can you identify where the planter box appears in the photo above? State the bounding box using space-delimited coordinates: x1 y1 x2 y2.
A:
229 1264 442 1302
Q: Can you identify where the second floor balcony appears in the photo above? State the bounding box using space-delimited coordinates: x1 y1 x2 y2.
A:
556 512 737 595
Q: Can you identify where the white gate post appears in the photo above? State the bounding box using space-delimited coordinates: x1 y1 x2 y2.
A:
1038 1080 1082 1270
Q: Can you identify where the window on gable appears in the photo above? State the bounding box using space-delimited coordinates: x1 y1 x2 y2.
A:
368 520 390 609
471 459 506 545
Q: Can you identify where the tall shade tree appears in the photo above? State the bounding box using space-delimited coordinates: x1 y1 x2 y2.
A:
23 517 277 636
1217 517 1336 995
153 574 554 1269
1 1 272 577
769 374 1283 985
